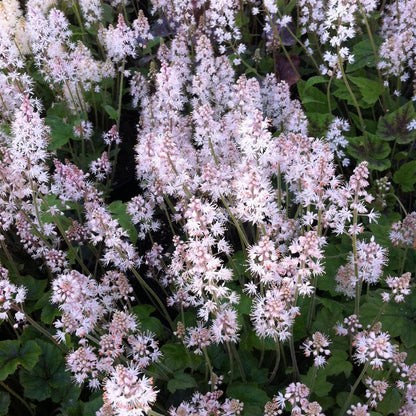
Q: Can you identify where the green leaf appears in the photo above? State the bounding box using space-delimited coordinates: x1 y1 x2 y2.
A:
227 382 269 407
13 275 47 302
393 161 416 192
83 394 104 415
132 304 155 319
242 404 262 416
46 116 74 150
347 36 382 72
322 350 352 377
235 293 252 316
107 200 138 244
349 112 377 133
258 57 274 74
293 297 309 341
47 103 69 118
348 76 383 106
34 291 61 324
161 343 195 371
297 80 335 113
0 391 10 416
305 75 328 89
347 134 391 171
19 341 43 371
360 294 416 346
20 340 80 405
235 10 250 27
229 250 249 279
307 112 333 137
376 387 401 415
240 330 277 351
142 37 161 55
332 79 361 107
335 392 360 414
248 366 268 384
366 158 391 171
301 366 333 397
312 305 343 335
167 371 197 393
139 317 164 338
102 3 113 22
377 101 416 144
103 105 119 121
317 298 345 315
0 340 41 381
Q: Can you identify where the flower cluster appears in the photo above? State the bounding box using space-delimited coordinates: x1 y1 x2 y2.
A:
0 2 415 416
266 382 325 416
0 265 26 326
353 323 394 370
302 332 331 368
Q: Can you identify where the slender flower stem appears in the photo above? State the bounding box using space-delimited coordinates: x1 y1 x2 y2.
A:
340 362 370 415
309 365 318 394
0 380 34 416
338 53 369 151
203 347 215 390
129 268 174 331
264 9 300 79
289 329 300 380
0 240 21 278
266 342 280 384
19 309 67 353
226 341 234 383
352 204 361 316
231 343 246 383
148 411 166 416
357 3 387 112
220 195 249 249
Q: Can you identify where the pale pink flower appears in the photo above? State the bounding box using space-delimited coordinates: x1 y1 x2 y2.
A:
302 332 331 368
98 14 137 63
66 346 99 386
382 272 411 303
251 286 299 341
353 325 394 369
0 265 27 324
347 403 370 416
365 378 389 408
90 152 111 181
102 364 157 415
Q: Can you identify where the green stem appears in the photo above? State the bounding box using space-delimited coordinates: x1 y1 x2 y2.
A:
0 380 34 416
264 9 300 79
289 329 300 380
392 193 408 216
352 205 361 316
0 240 21 278
275 9 321 72
357 3 387 112
309 365 318 394
340 362 370 415
148 411 166 416
129 268 174 331
203 347 215 390
72 1 86 41
338 53 368 150
266 342 281 384
399 247 408 276
116 56 125 130
231 343 246 383
20 309 67 353
226 341 234 383
220 195 249 249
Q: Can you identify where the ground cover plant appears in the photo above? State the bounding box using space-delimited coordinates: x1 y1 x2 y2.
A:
1 0 416 415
